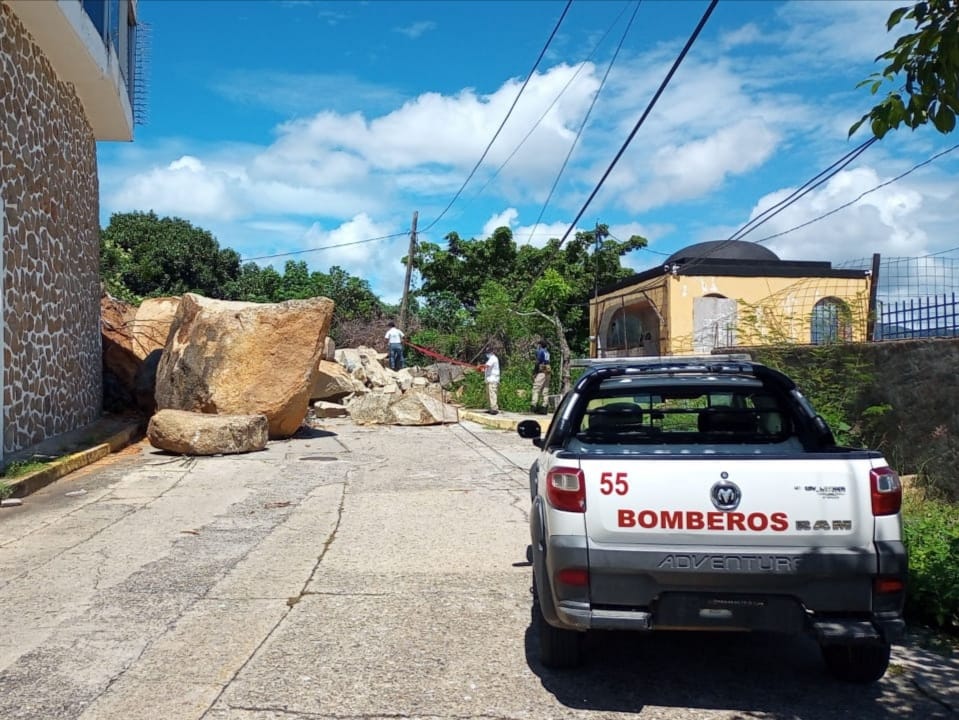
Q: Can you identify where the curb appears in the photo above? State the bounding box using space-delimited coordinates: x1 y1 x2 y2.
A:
458 409 551 434
6 422 144 499
459 409 522 431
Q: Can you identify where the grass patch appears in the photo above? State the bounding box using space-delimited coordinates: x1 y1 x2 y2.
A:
0 480 12 500
1 458 50 479
902 491 959 632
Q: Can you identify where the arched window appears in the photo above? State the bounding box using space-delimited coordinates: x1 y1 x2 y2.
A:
811 297 852 344
601 303 659 355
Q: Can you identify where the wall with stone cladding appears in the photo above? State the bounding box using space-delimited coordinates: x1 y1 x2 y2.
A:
851 338 959 495
749 338 959 497
1 4 102 454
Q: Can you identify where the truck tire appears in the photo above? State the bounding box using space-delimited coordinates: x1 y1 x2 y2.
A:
534 602 583 668
821 642 891 683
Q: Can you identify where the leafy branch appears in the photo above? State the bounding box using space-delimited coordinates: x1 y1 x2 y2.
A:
851 0 959 138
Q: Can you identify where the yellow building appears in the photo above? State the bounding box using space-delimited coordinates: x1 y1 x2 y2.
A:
589 241 872 357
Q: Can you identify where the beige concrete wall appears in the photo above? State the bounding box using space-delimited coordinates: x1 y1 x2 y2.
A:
591 271 871 357
1 3 102 454
667 274 871 353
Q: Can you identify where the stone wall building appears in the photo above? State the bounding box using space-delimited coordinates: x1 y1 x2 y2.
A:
1 0 139 459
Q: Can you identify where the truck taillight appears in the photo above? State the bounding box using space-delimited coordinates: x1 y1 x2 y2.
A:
556 568 590 586
870 467 902 516
546 467 585 513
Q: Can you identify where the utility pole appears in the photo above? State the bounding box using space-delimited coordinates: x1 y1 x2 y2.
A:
398 210 418 330
592 221 608 300
591 221 608 359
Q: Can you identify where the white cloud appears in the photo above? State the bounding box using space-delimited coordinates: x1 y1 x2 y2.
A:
598 117 780 213
739 166 947 263
393 20 437 39
111 155 246 220
297 214 410 304
482 209 519 239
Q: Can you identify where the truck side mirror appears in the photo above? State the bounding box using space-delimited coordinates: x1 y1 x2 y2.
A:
517 420 543 448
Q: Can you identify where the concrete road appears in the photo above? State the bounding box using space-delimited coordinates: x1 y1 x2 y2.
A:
0 419 956 719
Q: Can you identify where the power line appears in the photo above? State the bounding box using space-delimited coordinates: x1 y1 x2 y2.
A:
673 137 881 274
419 0 573 235
511 0 718 308
750 142 959 245
525 1 643 246
469 1 634 204
554 0 719 248
728 137 878 243
240 231 409 263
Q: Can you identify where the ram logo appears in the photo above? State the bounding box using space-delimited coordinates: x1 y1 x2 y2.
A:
710 481 742 511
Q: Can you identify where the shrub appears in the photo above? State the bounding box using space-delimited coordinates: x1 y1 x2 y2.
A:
456 355 538 412
902 492 959 631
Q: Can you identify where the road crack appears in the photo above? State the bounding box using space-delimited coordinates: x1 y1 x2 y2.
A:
198 473 350 719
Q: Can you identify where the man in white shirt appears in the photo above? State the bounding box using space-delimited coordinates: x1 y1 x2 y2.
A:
480 351 500 414
384 321 405 370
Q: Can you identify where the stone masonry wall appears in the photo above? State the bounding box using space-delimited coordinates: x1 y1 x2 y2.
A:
1 4 102 454
751 338 959 497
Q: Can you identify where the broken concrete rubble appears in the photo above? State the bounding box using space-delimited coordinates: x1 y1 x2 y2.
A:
310 345 467 426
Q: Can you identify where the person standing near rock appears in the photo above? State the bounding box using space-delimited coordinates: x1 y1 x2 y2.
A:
480 351 500 415
384 321 405 371
530 340 550 414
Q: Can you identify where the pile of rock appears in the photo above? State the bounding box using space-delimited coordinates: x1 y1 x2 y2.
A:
101 291 474 456
310 346 468 426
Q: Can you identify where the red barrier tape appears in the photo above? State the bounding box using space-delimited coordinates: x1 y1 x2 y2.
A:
403 340 483 370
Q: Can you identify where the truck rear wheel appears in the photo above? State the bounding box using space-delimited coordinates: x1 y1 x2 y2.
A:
821 642 891 683
534 603 583 668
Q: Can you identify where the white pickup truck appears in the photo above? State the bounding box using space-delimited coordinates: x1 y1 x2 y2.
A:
517 355 906 683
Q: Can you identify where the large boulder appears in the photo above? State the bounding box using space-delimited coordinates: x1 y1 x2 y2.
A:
345 390 458 426
155 293 334 438
335 346 392 388
101 293 139 394
130 297 180 360
312 400 348 419
147 409 268 455
101 293 182 413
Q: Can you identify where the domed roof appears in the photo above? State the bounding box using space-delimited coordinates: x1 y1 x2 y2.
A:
666 240 780 264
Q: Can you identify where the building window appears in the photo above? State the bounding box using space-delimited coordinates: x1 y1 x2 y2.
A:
602 303 657 353
811 297 852 344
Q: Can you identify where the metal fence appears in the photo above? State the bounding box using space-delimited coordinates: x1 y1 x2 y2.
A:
838 254 959 341
876 293 959 340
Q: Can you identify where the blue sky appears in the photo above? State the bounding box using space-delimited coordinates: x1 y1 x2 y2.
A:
97 0 959 303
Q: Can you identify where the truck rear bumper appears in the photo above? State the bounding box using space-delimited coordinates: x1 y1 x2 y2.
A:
556 600 904 644
537 534 906 641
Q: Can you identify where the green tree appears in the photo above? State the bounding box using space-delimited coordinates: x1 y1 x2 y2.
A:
229 262 283 302
413 225 646 355
100 211 241 299
316 266 383 322
275 260 316 301
851 0 959 138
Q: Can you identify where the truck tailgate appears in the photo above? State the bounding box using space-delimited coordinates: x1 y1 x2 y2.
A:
583 456 874 550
